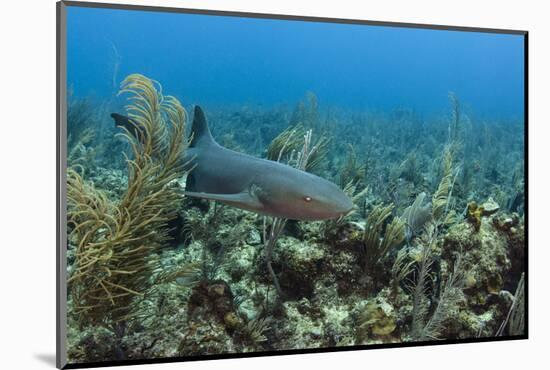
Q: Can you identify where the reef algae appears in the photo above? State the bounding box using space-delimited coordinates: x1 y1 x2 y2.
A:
66 74 526 363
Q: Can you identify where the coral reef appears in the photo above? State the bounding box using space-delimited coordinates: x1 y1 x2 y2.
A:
66 85 526 363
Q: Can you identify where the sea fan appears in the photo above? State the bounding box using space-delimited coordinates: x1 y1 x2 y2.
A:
363 203 406 271
402 192 432 239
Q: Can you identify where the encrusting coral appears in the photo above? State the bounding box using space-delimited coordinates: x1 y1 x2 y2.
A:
467 202 484 231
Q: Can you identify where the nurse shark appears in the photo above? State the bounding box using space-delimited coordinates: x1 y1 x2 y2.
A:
112 106 353 221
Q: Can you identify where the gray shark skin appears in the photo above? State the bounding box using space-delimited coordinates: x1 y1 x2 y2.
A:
184 106 353 220
112 106 354 221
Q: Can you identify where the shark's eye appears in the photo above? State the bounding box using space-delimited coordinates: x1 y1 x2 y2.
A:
304 196 312 202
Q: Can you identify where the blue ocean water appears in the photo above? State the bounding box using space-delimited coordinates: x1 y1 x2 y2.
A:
67 6 524 120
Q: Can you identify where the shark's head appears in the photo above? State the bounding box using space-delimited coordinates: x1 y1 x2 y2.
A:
258 167 354 221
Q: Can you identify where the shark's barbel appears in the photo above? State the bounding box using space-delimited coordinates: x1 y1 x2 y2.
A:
112 106 353 221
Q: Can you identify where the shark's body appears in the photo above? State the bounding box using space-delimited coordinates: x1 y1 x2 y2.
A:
112 106 353 221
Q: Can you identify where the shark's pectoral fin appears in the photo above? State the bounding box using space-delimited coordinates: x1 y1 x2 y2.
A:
184 189 263 211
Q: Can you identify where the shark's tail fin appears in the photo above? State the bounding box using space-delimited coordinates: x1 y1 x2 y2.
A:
110 113 146 142
190 106 215 148
111 113 133 130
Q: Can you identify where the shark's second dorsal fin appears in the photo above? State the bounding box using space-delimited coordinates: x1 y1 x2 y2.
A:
190 105 216 148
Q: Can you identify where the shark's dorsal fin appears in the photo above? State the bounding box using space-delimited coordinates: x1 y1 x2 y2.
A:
190 105 216 148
